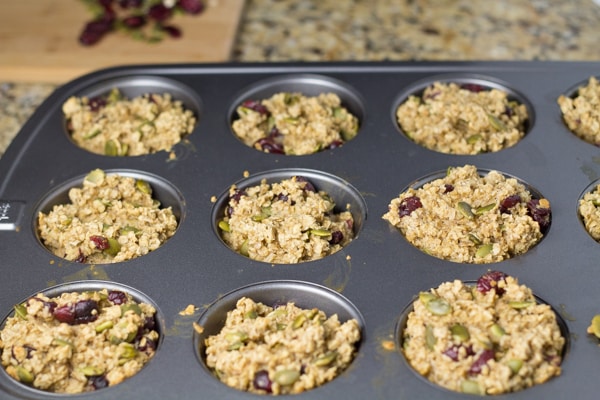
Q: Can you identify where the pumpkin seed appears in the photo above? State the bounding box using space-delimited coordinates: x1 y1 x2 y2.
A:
476 243 493 258
457 201 474 219
450 324 469 342
274 369 300 386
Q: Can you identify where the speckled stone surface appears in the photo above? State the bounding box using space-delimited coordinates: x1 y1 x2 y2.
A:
2 0 600 157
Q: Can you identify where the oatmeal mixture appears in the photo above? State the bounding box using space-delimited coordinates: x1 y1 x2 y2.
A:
558 76 600 145
38 169 177 264
63 88 196 156
0 288 159 393
231 92 359 155
396 81 528 154
578 183 600 241
402 271 564 395
382 165 550 264
204 297 360 395
218 176 354 264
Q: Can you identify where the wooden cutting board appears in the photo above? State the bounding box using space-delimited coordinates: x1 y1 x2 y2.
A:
0 0 245 83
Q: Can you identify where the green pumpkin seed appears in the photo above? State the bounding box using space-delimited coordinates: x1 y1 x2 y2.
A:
85 169 105 184
292 314 307 329
119 343 138 360
251 206 272 222
80 365 105 376
509 301 535 309
52 338 74 348
274 369 300 386
591 314 600 338
95 320 114 333
314 351 337 366
83 129 101 140
450 324 470 342
488 113 507 131
457 201 474 219
135 179 152 195
309 228 331 237
507 358 523 374
120 303 142 316
14 303 27 320
476 243 493 258
426 298 452 316
239 240 249 257
104 238 121 257
15 366 34 384
468 233 482 245
490 323 505 338
467 134 482 144
341 126 358 141
418 292 436 305
425 325 436 350
104 139 119 156
475 203 496 215
244 310 258 319
218 220 231 232
461 379 482 395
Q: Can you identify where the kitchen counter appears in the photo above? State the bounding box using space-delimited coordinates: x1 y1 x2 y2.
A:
2 0 600 157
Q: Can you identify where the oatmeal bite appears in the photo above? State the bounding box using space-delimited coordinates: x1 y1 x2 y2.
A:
38 169 177 264
558 76 600 145
231 92 359 155
396 81 528 154
0 288 159 393
402 271 564 395
218 175 354 264
204 297 360 395
382 165 550 264
63 87 196 156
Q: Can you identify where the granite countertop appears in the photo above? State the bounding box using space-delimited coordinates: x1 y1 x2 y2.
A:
2 0 600 157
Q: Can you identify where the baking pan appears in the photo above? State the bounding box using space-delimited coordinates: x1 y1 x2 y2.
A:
1 61 600 399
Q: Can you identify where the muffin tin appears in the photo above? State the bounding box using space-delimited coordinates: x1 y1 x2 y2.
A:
1 61 600 399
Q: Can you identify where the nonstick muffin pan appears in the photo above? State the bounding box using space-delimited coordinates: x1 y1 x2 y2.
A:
2 61 600 399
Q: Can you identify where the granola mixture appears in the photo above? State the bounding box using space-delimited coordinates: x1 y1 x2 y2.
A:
63 88 195 156
382 165 550 264
402 271 564 395
558 76 600 145
231 92 359 155
204 297 360 395
578 182 600 241
218 175 354 264
0 288 158 393
396 81 528 154
38 169 177 264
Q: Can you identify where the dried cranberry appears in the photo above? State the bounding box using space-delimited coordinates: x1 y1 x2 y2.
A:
230 189 247 203
11 345 35 361
138 336 157 352
54 300 99 325
527 199 551 234
89 374 109 390
122 15 146 28
148 4 171 21
74 249 87 263
443 344 474 361
499 194 522 214
295 176 316 192
87 96 107 112
253 370 272 393
73 300 99 324
119 0 142 8
143 315 156 331
90 235 110 250
468 349 495 375
326 140 344 149
398 196 423 217
477 270 508 295
161 25 182 38
241 100 269 116
255 137 284 154
460 83 486 93
443 184 454 194
178 0 204 14
276 193 289 202
329 231 344 245
108 290 128 305
53 305 75 324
